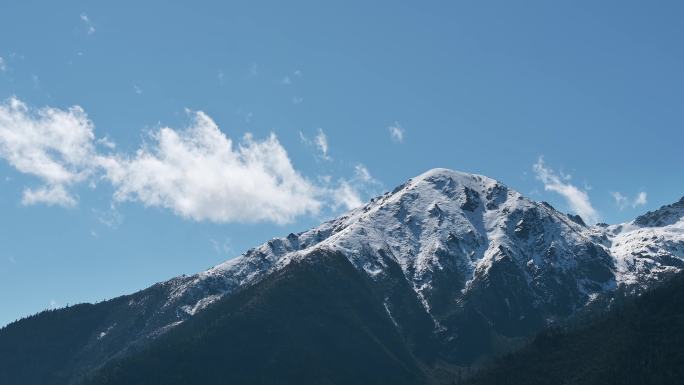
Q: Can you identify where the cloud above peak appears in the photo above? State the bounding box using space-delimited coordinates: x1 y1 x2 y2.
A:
329 163 383 211
532 157 600 224
299 128 330 161
611 191 647 210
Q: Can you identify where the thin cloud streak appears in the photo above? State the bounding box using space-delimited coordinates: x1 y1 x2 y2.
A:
388 122 404 143
611 191 647 210
533 157 600 224
80 13 96 35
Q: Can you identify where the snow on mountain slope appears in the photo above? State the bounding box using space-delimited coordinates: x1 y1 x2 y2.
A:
156 169 684 328
161 169 684 339
606 197 684 287
6 168 681 374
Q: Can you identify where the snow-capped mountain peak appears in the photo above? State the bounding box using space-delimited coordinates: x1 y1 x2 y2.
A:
633 196 684 228
606 196 684 286
108 168 680 368
169 168 671 328
9 168 682 371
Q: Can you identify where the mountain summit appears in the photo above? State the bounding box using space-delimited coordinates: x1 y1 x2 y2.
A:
2 168 683 385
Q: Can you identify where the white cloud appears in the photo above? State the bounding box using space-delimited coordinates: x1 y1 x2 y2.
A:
299 128 330 161
611 190 647 210
96 135 116 149
210 237 233 255
93 203 123 228
315 128 329 160
0 57 6 72
0 98 379 224
100 111 321 224
332 180 363 210
80 13 96 35
354 164 373 182
329 163 383 211
611 191 628 210
388 122 404 143
22 185 77 207
0 97 98 207
533 157 600 224
634 191 647 206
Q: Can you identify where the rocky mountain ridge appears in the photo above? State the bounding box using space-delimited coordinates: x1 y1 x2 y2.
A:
2 168 683 384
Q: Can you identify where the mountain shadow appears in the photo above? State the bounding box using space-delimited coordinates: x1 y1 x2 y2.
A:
464 273 684 385
81 250 434 385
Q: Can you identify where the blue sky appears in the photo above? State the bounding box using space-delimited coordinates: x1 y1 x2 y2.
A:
1 1 682 326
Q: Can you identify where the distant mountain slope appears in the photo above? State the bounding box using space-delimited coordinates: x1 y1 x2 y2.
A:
465 273 684 385
0 280 196 385
0 303 113 385
1 168 683 384
80 251 434 385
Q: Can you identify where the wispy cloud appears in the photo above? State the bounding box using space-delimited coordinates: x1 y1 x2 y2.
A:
133 85 143 95
97 136 116 149
282 70 302 85
388 122 404 143
22 185 77 207
315 129 329 160
299 128 330 161
292 96 303 105
330 163 383 211
93 204 123 228
533 157 600 224
332 180 363 210
210 237 233 255
301 130 382 211
611 192 628 209
80 13 96 35
634 191 647 206
611 191 647 210
354 164 373 182
0 57 6 72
